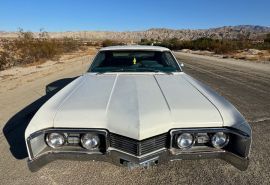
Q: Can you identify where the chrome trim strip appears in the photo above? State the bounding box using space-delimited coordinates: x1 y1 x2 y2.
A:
108 147 167 159
27 149 249 172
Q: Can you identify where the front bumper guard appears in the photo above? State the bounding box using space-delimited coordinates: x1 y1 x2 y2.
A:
28 149 249 172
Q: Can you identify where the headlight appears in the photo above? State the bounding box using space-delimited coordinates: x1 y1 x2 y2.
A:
211 132 229 149
176 133 194 149
81 133 100 150
46 133 66 148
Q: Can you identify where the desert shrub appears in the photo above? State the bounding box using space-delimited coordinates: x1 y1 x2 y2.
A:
0 51 10 70
264 33 270 43
102 39 124 47
61 37 79 52
0 47 19 70
143 37 270 54
102 39 114 47
140 38 155 45
0 29 81 70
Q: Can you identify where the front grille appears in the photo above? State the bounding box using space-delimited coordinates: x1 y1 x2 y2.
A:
110 133 168 156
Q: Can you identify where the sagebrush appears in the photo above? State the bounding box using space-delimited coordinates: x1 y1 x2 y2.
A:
139 35 270 54
0 29 80 70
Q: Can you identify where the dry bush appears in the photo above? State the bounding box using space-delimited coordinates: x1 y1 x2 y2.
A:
0 50 15 70
140 37 270 54
102 39 124 47
265 33 270 43
0 29 81 70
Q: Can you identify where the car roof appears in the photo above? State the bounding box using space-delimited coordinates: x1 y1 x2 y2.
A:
100 45 170 52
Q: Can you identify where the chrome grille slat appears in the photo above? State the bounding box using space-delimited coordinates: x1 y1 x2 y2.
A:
110 133 167 156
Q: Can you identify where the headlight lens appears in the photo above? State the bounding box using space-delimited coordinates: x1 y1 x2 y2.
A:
46 133 66 148
176 133 194 149
81 133 100 150
211 132 229 148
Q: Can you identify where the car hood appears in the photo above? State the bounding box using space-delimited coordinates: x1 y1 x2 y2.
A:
51 73 223 140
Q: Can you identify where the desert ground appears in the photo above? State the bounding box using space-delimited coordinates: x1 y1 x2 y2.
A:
0 51 270 184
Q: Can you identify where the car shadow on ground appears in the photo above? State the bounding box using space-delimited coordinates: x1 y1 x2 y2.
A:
2 77 77 159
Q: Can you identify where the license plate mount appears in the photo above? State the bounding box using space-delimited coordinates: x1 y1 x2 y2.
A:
125 157 159 170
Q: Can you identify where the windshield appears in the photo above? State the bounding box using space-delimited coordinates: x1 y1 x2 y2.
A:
88 50 181 73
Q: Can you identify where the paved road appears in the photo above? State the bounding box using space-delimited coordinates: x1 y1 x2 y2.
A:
1 52 270 184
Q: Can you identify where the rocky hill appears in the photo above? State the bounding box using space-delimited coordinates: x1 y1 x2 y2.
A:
1 25 269 41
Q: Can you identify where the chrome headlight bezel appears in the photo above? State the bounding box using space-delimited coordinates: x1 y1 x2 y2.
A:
211 132 230 149
176 133 194 149
81 133 100 150
45 132 66 148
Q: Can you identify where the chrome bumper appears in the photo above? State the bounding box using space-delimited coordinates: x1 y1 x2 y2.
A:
28 149 249 172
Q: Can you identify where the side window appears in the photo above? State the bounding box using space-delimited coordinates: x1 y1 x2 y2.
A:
164 52 179 69
89 52 105 70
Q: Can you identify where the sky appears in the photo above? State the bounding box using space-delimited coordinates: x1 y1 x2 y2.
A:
0 0 269 32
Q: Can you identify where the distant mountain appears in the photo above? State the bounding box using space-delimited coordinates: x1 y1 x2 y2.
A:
0 25 269 41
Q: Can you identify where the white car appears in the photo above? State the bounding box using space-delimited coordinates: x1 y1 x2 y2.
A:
25 45 251 172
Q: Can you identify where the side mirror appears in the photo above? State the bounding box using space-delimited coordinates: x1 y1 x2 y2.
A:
180 63 184 67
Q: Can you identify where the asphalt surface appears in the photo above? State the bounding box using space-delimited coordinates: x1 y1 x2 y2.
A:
1 52 270 184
